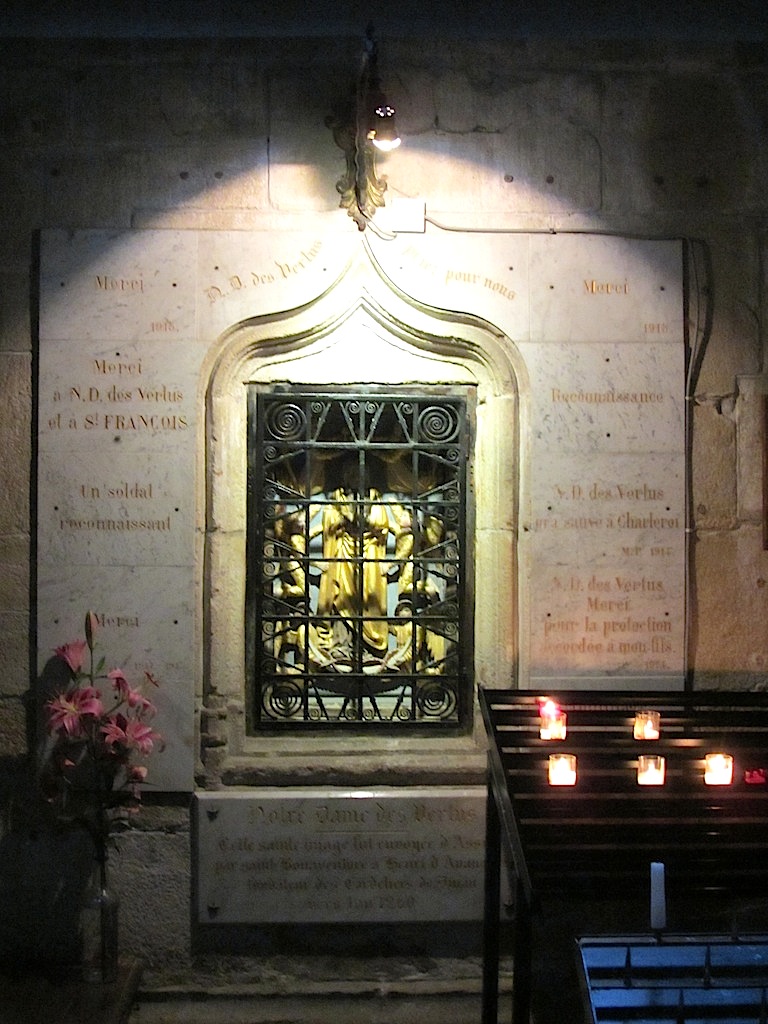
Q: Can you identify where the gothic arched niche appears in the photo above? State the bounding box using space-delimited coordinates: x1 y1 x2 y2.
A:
202 256 523 783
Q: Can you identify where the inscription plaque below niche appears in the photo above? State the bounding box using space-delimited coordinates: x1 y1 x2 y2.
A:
195 788 486 924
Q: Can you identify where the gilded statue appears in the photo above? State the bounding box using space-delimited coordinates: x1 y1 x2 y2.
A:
269 465 448 681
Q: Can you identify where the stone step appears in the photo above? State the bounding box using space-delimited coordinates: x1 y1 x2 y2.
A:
129 991 513 1024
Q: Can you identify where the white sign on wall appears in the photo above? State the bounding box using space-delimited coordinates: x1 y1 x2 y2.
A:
195 788 486 924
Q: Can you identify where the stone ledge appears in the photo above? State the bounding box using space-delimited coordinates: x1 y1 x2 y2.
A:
216 753 487 788
129 990 513 1024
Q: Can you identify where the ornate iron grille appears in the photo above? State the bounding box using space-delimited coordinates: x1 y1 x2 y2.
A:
246 386 472 730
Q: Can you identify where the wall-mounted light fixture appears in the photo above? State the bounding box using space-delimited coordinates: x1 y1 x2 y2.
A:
326 25 401 231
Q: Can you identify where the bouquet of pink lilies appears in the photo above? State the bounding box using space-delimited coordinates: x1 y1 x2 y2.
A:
41 611 163 861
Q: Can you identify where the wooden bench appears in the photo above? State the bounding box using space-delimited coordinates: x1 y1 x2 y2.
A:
480 689 768 1024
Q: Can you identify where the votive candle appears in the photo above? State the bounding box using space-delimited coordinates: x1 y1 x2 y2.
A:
637 754 665 785
539 700 567 740
634 710 661 740
548 753 577 786
704 753 733 785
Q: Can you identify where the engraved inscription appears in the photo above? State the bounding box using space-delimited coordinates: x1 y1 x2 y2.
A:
551 388 664 405
93 357 142 375
93 612 141 629
45 357 187 434
197 791 486 924
203 241 324 304
399 246 516 301
531 466 683 676
583 278 629 295
57 478 172 535
40 352 191 560
542 573 675 669
95 274 145 293
150 318 178 333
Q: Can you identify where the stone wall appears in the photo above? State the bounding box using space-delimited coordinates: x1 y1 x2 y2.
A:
1 21 767 983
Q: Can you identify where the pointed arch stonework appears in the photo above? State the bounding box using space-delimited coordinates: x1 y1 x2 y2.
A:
201 252 524 785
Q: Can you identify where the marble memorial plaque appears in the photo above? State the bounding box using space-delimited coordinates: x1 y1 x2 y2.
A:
37 226 688 794
195 788 486 924
37 338 201 454
39 229 197 342
525 342 684 454
522 339 686 686
37 449 192 567
520 231 685 689
528 234 684 344
366 228 530 341
196 228 358 339
37 564 194 792
527 453 685 564
37 229 205 791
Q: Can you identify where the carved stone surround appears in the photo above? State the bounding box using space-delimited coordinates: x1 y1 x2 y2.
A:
201 249 522 786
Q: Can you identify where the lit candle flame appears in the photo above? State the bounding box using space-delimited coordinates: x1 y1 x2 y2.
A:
548 753 577 786
634 711 660 740
637 755 665 785
539 699 566 739
704 753 733 785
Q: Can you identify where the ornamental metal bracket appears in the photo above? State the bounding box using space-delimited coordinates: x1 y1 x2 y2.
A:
325 102 388 231
326 26 396 231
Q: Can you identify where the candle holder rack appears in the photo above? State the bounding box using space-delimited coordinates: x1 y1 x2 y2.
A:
480 689 768 1024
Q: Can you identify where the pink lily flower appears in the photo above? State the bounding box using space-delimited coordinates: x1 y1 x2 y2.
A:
108 669 130 698
102 716 160 755
54 638 88 674
45 612 164 847
132 694 158 717
108 669 157 716
45 686 104 736
101 714 128 747
124 719 162 755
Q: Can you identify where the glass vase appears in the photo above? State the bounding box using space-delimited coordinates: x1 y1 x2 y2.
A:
80 858 119 983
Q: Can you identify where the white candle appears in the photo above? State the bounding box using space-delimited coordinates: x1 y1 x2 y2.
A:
704 753 733 785
637 755 665 785
548 753 577 786
634 710 660 740
650 861 666 930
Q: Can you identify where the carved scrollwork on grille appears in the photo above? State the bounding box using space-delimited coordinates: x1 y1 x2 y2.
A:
266 401 306 441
